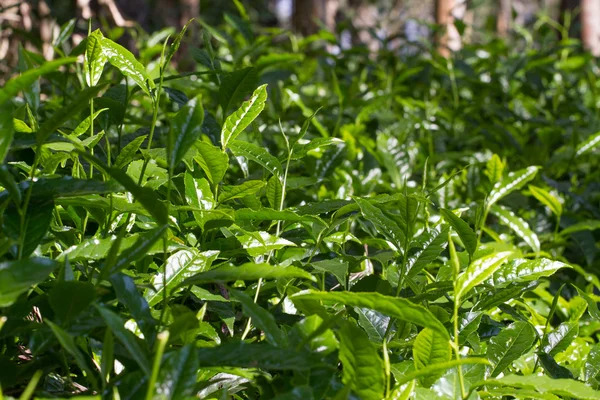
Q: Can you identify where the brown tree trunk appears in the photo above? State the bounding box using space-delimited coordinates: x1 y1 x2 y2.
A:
435 0 462 57
581 0 600 56
293 0 323 35
497 0 511 37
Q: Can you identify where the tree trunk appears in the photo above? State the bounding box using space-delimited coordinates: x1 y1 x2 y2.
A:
293 0 323 35
435 0 462 57
581 0 600 56
497 0 511 37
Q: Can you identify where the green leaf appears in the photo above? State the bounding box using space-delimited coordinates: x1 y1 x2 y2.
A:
490 258 568 287
0 257 57 307
234 208 316 223
455 251 512 301
0 177 122 202
84 30 107 87
575 287 600 321
413 328 452 387
114 135 147 169
218 67 259 113
560 220 600 236
541 321 579 356
482 374 600 400
103 224 168 278
218 180 265 203
337 321 385 400
71 108 108 137
394 358 491 387
490 205 540 254
229 140 283 177
79 153 168 224
291 291 449 339
407 225 449 277
584 344 600 382
221 84 268 150
0 165 21 205
230 290 285 346
95 305 151 375
46 320 99 390
100 36 154 97
575 131 600 157
528 185 562 217
168 94 204 172
440 208 477 260
487 166 539 207
145 249 219 306
36 84 107 145
195 341 319 370
155 345 199 400
538 352 574 379
0 102 13 163
487 321 537 377
485 154 504 184
109 273 156 345
178 263 316 288
194 141 228 185
355 308 389 342
237 230 295 256
355 197 406 248
311 259 348 289
49 281 96 324
0 57 77 105
291 137 344 160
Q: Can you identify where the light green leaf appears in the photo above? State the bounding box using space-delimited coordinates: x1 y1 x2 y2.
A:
218 180 265 203
114 135 147 169
560 220 600 236
455 251 512 301
528 185 562 217
584 344 600 382
178 263 316 288
236 230 295 256
488 166 539 207
394 358 491 387
541 321 579 356
168 94 204 172
575 131 600 157
487 321 537 377
490 205 540 254
71 108 108 137
338 321 385 400
84 30 107 87
194 141 228 185
0 257 57 307
440 208 477 260
490 258 568 287
485 154 504 184
221 84 268 150
482 374 600 400
95 305 151 375
229 140 283 177
413 328 452 387
291 291 449 339
146 249 219 306
230 290 285 347
311 259 348 289
100 36 154 97
291 137 344 160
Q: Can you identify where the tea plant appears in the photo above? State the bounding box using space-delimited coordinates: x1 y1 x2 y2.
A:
0 11 599 400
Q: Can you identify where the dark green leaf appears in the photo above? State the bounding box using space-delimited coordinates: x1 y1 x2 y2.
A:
168 94 204 172
218 67 259 113
440 208 477 260
49 281 96 324
0 257 57 307
230 290 285 346
487 321 537 377
541 322 579 356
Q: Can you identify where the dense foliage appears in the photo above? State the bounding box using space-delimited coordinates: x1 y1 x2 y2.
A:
1 10 600 400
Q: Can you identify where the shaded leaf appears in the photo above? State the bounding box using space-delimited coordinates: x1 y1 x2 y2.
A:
413 328 452 387
0 257 57 307
440 208 477 260
230 290 285 346
168 94 204 172
487 321 537 377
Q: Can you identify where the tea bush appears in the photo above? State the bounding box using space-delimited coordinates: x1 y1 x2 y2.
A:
0 13 599 400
